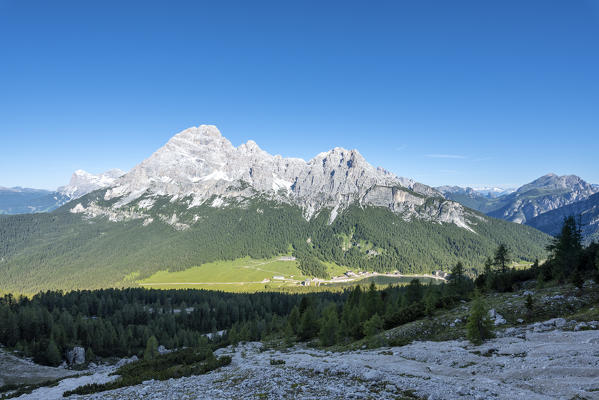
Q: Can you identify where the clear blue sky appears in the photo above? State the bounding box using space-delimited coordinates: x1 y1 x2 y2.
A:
1 0 598 190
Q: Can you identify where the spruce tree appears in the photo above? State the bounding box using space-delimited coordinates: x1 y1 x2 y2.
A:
319 304 339 347
363 313 383 337
493 244 511 274
45 339 62 366
466 294 494 345
287 306 300 334
143 335 159 360
298 306 318 341
547 216 582 281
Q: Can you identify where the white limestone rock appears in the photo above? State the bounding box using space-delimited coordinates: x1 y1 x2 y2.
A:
80 125 477 230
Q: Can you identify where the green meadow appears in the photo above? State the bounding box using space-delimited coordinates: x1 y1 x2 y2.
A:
138 257 311 292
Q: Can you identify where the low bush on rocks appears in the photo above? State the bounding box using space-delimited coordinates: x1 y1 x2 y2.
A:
62 347 231 397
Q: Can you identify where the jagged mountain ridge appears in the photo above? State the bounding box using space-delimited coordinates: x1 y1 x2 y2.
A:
488 173 598 224
0 125 552 292
527 192 599 244
73 125 473 229
438 173 599 241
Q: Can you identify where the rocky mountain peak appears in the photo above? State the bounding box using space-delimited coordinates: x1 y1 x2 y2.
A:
519 173 595 194
75 125 473 229
58 168 125 200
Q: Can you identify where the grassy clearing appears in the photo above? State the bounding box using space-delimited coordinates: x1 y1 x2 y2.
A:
138 256 317 292
137 256 442 292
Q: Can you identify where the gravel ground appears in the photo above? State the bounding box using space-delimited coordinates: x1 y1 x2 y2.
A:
53 322 599 400
0 348 77 387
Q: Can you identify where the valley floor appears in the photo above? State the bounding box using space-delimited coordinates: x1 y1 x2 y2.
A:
53 324 599 400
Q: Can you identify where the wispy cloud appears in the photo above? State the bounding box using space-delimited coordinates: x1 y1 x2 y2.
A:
395 145 407 151
425 154 466 159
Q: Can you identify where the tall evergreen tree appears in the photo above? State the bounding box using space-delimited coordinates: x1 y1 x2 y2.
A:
298 306 318 341
547 216 582 281
45 339 62 366
319 304 339 346
493 244 511 274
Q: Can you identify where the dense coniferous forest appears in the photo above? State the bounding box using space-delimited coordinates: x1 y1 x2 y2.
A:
1 218 594 369
0 193 549 293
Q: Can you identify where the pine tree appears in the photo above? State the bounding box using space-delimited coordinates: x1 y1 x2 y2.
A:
547 216 582 281
366 282 382 318
287 306 300 334
405 279 422 304
298 306 318 341
143 335 159 360
45 339 62 366
423 288 439 317
363 313 383 337
283 321 295 347
493 244 511 274
319 304 339 347
466 295 494 345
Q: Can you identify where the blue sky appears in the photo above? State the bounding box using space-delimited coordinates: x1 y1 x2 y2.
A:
1 0 598 190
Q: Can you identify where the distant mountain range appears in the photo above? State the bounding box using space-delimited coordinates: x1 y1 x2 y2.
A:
0 125 549 293
0 169 124 215
3 127 597 249
437 174 599 243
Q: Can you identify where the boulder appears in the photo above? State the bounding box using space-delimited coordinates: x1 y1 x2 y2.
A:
488 309 506 325
115 355 139 368
66 346 85 365
544 318 566 328
575 322 588 331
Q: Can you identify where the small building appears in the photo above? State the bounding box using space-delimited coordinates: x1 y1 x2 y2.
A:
272 276 285 280
433 270 449 279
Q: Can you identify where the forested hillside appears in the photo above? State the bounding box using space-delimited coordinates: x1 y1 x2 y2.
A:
0 195 550 293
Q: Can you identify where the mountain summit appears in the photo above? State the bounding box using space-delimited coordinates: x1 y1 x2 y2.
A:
1 125 550 292
76 125 468 228
59 168 125 200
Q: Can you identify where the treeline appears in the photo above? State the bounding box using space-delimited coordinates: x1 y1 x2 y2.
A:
474 216 599 292
0 217 595 366
0 278 470 366
0 288 301 366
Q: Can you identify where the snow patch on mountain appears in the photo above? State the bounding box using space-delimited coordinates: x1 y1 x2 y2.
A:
59 169 125 200
77 125 475 230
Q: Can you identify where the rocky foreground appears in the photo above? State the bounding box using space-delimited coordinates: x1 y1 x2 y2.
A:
30 321 595 400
